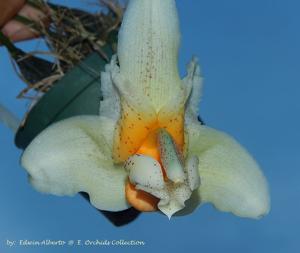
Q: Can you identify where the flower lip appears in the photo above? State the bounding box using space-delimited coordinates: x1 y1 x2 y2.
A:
124 129 201 218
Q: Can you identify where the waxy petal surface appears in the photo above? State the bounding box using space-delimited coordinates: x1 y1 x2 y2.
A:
187 123 270 218
21 116 130 211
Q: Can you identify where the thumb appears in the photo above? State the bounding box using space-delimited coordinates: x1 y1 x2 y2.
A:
0 0 26 28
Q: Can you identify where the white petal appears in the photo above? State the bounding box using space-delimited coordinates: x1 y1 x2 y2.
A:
124 154 165 189
183 57 203 124
109 59 157 162
187 122 270 219
117 0 182 111
21 116 130 211
99 57 121 121
111 63 155 116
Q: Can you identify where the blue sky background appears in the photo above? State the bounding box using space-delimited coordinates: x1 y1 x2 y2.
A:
1 0 299 252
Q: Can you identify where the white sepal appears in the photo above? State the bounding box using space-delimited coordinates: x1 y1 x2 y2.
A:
117 0 182 111
21 116 130 212
187 122 270 219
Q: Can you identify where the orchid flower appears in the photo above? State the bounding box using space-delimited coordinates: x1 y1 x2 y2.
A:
21 0 270 219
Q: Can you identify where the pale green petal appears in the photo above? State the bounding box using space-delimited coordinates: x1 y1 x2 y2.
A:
21 116 130 211
187 122 270 219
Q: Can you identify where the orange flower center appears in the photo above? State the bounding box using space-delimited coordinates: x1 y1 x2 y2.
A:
124 121 184 212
